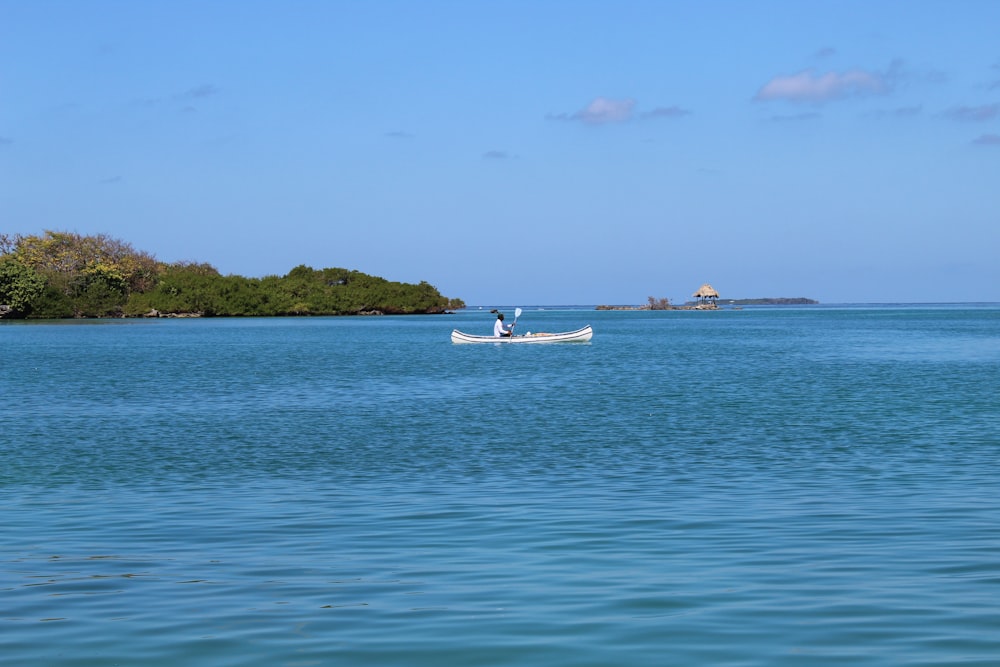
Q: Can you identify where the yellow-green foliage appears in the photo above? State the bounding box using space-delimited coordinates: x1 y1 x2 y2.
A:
13 230 158 295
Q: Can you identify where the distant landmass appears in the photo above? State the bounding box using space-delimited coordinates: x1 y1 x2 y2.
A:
716 298 818 305
597 297 818 311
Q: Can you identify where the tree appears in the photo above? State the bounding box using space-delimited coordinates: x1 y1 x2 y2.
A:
6 231 160 317
647 296 672 310
0 257 46 316
0 233 17 256
13 230 158 296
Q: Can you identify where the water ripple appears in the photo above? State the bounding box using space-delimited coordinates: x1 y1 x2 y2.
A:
3 309 1000 665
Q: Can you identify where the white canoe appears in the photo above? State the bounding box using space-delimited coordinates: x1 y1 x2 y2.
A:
451 325 593 344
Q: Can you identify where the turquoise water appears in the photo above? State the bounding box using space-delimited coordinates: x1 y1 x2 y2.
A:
3 306 1000 666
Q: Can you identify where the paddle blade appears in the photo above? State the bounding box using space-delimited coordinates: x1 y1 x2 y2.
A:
515 307 522 319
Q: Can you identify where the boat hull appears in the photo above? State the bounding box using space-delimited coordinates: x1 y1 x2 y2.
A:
451 325 593 344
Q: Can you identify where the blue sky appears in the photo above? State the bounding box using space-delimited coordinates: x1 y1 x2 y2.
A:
2 0 998 305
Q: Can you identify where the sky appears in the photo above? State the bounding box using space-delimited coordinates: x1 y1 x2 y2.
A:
2 0 999 305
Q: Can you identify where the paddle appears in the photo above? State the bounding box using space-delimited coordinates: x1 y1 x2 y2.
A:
512 307 522 336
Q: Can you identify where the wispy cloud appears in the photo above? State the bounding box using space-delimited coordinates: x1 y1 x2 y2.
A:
385 130 413 139
866 105 923 119
135 83 221 109
766 111 822 123
814 47 837 60
891 105 923 117
548 97 636 124
990 60 1000 90
483 150 510 160
0 136 12 146
548 97 690 125
640 106 691 120
944 104 1000 122
973 133 1000 146
99 176 123 185
576 97 635 124
176 83 221 101
754 67 888 103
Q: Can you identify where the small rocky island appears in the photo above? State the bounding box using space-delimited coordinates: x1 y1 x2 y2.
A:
597 283 817 311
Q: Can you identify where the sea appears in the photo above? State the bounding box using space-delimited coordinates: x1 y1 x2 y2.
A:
3 304 999 667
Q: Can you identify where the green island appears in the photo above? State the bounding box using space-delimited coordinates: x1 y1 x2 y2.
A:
716 298 818 305
0 231 465 319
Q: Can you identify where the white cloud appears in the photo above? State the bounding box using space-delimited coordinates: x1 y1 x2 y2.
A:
549 97 636 124
548 98 695 125
579 97 635 123
754 68 887 103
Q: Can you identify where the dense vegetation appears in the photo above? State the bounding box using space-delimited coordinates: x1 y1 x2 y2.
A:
0 231 464 319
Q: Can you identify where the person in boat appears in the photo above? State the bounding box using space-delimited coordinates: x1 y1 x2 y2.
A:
491 309 514 337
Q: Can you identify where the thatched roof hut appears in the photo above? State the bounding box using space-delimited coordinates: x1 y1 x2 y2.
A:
692 283 719 308
692 284 719 299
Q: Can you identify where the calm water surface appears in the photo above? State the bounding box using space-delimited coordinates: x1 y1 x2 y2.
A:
3 306 1000 666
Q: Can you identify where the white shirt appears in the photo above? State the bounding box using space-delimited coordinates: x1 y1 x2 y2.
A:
494 318 510 337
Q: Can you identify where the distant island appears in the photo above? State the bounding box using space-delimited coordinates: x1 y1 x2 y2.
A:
597 295 818 310
1 230 465 319
713 298 818 306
